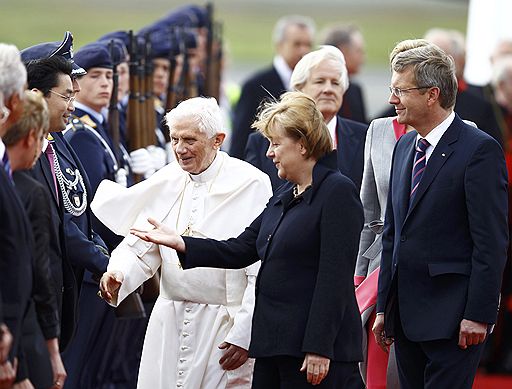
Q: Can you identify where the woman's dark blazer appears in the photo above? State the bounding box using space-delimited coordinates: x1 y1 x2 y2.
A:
181 151 364 362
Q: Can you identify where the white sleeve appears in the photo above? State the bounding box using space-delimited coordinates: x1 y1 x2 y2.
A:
224 261 260 350
107 235 162 306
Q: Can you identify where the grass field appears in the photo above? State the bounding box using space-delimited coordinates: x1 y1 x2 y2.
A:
1 0 468 66
0 0 468 115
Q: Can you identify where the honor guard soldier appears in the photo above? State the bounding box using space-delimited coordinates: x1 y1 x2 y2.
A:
65 42 126 196
63 40 149 389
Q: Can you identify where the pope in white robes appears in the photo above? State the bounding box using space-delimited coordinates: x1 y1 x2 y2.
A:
92 97 272 389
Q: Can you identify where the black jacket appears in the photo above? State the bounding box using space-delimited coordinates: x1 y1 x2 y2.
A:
181 152 364 362
13 171 60 339
0 167 33 360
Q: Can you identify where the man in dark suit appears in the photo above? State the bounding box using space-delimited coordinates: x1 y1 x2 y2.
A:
246 45 367 192
230 15 315 158
323 24 367 124
0 43 34 388
373 39 508 389
4 90 65 389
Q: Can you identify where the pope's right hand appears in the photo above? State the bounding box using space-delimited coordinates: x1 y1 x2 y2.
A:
99 271 124 304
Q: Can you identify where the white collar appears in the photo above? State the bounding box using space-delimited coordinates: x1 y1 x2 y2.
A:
273 56 293 91
189 152 223 183
0 138 5 160
326 116 337 148
418 111 455 149
74 101 104 124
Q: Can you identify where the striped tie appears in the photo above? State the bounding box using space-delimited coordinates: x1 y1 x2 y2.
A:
410 138 430 197
1 152 13 184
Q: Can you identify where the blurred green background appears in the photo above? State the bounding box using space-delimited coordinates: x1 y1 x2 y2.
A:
1 0 468 115
1 0 467 65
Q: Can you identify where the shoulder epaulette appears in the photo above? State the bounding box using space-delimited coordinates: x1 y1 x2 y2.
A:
79 114 97 129
66 115 87 133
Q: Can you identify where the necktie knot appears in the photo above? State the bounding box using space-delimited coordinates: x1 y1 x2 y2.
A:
45 143 55 156
416 138 430 153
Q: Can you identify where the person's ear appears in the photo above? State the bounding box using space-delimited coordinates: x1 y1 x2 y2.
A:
299 141 307 156
25 128 38 148
5 92 21 113
426 87 440 106
213 133 226 149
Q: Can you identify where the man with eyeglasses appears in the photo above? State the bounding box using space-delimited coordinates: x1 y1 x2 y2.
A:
373 39 508 389
22 42 110 386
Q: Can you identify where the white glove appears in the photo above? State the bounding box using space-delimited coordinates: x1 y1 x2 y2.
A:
147 145 167 171
115 168 128 188
129 148 155 177
165 142 176 163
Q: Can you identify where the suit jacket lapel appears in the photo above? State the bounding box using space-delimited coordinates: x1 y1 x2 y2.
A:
38 155 60 206
336 118 359 175
396 134 416 226
405 117 461 217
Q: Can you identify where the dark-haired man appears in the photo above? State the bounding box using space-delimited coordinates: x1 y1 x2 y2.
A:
23 50 110 376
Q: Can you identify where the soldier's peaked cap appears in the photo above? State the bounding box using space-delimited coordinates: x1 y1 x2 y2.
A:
20 31 87 76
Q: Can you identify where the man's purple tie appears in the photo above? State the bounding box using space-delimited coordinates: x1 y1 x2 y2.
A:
1 152 13 184
45 143 59 204
410 138 430 197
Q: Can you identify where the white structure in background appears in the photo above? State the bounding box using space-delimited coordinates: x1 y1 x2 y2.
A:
465 0 512 86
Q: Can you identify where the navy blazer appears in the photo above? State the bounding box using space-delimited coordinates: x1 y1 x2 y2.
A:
244 116 367 192
0 167 33 360
377 114 508 342
13 171 60 340
230 65 287 159
181 152 364 362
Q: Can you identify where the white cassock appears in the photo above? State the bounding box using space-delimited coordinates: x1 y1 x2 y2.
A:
91 151 272 389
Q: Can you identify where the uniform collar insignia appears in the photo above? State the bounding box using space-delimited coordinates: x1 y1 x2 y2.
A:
79 114 97 128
